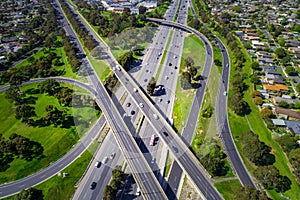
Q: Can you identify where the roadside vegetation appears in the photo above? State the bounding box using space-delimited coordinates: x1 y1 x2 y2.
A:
190 0 300 199
0 81 100 184
173 35 205 133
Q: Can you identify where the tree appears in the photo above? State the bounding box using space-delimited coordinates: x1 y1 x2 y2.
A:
117 52 134 71
250 61 260 70
5 87 25 104
254 165 291 192
38 79 61 95
15 104 36 122
289 148 300 184
296 83 300 92
184 57 194 67
187 66 197 79
202 105 213 118
276 134 297 153
260 107 273 119
275 47 286 58
285 66 297 76
253 97 263 105
235 185 270 200
214 59 222 66
138 6 147 14
250 73 260 84
181 72 191 89
278 36 285 47
146 77 156 96
200 145 228 177
252 90 262 98
278 101 289 108
14 188 44 200
103 185 116 200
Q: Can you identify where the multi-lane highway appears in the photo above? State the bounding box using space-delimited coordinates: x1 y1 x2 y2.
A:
62 0 223 196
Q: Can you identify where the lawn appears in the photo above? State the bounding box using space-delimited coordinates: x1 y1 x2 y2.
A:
172 34 206 133
4 142 98 200
214 179 242 200
0 83 100 184
34 142 98 200
88 54 111 82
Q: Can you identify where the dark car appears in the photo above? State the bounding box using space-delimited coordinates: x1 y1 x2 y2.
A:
163 132 168 136
90 182 97 190
131 110 135 115
173 146 178 153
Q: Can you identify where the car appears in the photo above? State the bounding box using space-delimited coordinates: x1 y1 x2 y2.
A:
153 114 159 120
90 182 97 190
165 76 169 80
173 146 178 153
163 132 168 136
146 69 149 73
174 66 178 70
131 110 135 115
151 157 155 164
116 65 121 71
102 156 108 164
159 98 163 102
133 88 138 92
139 103 144 108
166 100 170 104
95 161 101 168
149 134 156 146
112 67 116 71
226 64 229 67
126 102 131 107
173 55 177 59
110 153 116 159
135 187 141 196
169 62 172 66
223 91 227 96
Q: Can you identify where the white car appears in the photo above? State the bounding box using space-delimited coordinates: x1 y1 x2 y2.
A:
153 114 159 120
133 88 138 92
223 91 227 96
102 156 108 164
139 103 144 108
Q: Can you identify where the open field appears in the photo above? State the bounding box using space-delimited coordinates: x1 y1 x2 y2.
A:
172 34 206 133
0 83 100 184
214 179 242 200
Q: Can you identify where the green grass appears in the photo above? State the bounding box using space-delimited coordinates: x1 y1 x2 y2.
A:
4 142 98 200
181 35 205 72
35 142 98 200
225 36 300 200
214 180 242 200
172 34 206 133
0 83 100 184
156 30 174 80
88 54 112 82
163 153 173 177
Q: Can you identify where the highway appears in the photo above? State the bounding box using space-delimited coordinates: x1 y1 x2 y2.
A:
72 0 184 198
54 0 168 198
188 0 255 188
66 0 223 195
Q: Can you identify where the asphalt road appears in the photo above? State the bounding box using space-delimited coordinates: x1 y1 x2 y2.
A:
0 77 106 199
72 0 183 198
188 0 255 188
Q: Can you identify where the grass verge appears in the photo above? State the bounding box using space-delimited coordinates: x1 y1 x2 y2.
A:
0 83 100 184
214 179 242 200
